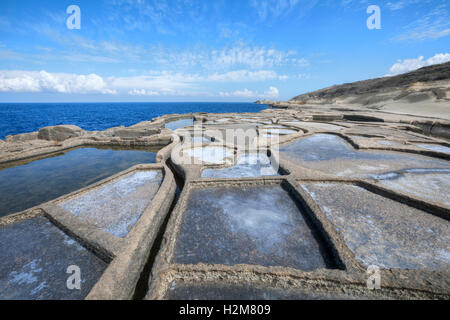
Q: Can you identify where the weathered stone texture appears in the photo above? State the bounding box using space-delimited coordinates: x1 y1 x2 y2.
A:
38 125 84 142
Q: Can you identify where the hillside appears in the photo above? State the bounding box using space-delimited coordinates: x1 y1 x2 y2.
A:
287 62 450 119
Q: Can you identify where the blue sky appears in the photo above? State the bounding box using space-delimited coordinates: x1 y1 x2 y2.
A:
0 0 449 102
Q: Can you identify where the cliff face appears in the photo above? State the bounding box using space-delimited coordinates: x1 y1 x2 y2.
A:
289 62 450 119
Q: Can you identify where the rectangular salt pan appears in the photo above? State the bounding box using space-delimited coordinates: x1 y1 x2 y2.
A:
190 136 211 143
61 170 163 238
0 216 106 300
165 119 194 130
370 168 450 207
184 147 234 164
202 154 280 178
261 128 298 136
301 183 450 271
280 134 450 178
173 186 337 270
0 147 157 217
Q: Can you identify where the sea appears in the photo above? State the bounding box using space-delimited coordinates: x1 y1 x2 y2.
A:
0 102 268 140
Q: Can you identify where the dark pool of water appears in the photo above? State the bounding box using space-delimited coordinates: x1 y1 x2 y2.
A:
280 134 450 178
0 147 157 217
0 216 107 299
174 186 338 270
165 118 194 131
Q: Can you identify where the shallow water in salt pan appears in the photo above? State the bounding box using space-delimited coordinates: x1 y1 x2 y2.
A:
261 128 297 136
190 136 211 143
301 183 450 271
280 134 450 178
0 147 157 217
61 170 163 237
165 118 194 130
174 186 336 270
184 147 234 164
201 153 280 178
0 216 106 299
370 168 450 206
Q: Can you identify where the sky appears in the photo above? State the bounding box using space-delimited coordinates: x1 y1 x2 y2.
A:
0 0 449 102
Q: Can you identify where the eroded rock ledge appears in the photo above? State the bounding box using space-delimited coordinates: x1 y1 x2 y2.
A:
262 61 450 124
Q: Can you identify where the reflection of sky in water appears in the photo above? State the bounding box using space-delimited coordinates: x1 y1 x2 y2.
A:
220 191 290 253
281 134 406 161
62 170 162 237
174 187 331 270
301 183 450 271
165 118 194 130
202 153 279 178
280 134 450 178
0 147 157 217
370 168 450 207
185 147 233 164
190 136 211 143
0 217 106 299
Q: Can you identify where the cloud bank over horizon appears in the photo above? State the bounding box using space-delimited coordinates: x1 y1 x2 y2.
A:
0 69 281 100
387 53 450 76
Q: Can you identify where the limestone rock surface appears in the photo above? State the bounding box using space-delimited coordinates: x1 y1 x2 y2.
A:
37 125 84 142
5 132 39 143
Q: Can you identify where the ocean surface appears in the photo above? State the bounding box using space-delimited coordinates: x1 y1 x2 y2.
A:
0 102 267 140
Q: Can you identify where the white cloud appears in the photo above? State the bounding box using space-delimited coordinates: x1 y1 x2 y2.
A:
264 86 279 98
386 2 406 11
386 1 422 11
297 73 311 79
128 89 161 96
0 26 306 73
207 70 278 82
393 4 450 41
0 70 116 94
114 69 283 91
211 44 300 69
219 88 256 98
0 70 284 99
219 86 279 99
249 0 317 21
103 0 208 35
426 53 450 65
387 53 450 76
110 73 197 92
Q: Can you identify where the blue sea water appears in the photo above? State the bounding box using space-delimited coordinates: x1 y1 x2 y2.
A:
0 102 267 140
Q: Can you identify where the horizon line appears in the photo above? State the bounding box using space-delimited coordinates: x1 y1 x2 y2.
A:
0 101 266 104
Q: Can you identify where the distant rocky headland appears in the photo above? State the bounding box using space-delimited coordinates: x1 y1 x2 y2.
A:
258 61 450 122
